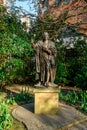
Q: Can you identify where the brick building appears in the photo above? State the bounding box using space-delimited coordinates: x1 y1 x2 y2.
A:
38 0 87 35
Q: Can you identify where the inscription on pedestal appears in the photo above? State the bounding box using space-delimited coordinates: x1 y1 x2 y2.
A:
34 89 59 114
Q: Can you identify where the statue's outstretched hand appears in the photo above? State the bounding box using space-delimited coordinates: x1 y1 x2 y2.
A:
31 38 34 44
31 38 35 48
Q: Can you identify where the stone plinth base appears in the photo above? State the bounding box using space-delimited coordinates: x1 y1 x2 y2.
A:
34 89 59 114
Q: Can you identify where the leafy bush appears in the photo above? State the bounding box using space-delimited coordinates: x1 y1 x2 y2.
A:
4 89 33 105
0 32 33 85
59 90 87 113
0 99 13 130
79 90 87 112
72 38 87 89
55 61 69 84
9 90 34 104
73 39 87 89
55 37 87 89
0 4 34 87
74 66 87 89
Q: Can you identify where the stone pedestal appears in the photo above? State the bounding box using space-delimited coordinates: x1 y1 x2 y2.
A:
34 89 59 114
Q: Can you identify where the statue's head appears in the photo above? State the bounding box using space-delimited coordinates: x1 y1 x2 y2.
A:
43 32 49 41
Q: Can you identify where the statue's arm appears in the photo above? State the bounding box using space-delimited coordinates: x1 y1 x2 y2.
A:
42 46 51 54
31 39 43 50
51 47 57 57
31 39 36 49
53 47 57 55
50 43 57 57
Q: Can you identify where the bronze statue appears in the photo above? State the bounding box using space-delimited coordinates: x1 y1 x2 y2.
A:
31 32 57 87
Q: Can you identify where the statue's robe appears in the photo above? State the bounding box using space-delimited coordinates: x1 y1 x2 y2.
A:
42 40 57 83
32 40 57 83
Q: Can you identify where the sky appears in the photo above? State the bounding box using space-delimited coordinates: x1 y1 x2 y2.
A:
8 0 37 16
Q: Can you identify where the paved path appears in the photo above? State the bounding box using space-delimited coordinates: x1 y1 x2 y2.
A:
12 103 87 130
69 121 87 130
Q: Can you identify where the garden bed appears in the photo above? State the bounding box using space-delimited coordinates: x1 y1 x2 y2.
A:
0 84 86 130
0 85 33 130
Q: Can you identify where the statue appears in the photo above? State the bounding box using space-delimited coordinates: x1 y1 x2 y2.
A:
31 32 57 87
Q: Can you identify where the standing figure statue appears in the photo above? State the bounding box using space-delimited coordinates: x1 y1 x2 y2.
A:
31 32 57 87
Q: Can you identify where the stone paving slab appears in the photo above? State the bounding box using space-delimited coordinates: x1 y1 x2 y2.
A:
69 121 87 130
12 103 87 130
